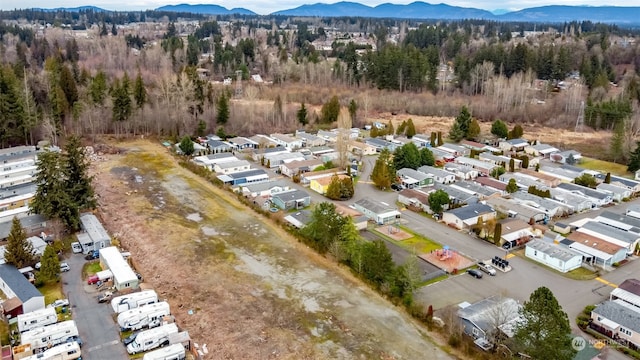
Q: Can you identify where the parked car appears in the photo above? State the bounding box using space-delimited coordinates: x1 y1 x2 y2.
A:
71 242 83 253
60 262 70 272
48 299 70 308
98 291 113 303
467 269 483 279
477 261 497 276
391 183 405 191
85 250 99 261
122 331 140 346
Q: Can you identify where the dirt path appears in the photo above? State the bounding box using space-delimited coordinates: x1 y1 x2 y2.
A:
90 140 456 360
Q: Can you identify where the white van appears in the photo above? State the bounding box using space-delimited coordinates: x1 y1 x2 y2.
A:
142 344 185 360
71 242 82 253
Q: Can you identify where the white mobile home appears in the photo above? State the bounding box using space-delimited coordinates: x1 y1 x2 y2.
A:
117 301 171 331
99 247 139 291
111 290 158 313
77 213 111 254
17 307 57 333
525 240 582 273
142 343 186 360
22 341 81 360
127 323 179 354
20 320 79 351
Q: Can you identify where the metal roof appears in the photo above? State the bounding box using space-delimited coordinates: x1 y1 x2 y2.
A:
526 239 581 261
592 300 640 333
0 264 42 302
445 203 494 221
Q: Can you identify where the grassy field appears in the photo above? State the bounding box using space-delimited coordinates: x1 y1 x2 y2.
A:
82 261 102 278
38 281 65 305
373 226 442 254
579 157 630 177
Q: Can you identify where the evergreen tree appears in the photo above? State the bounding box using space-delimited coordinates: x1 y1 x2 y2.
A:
387 120 394 136
449 106 472 141
610 121 625 164
628 141 640 172
59 65 78 107
64 136 96 210
506 178 519 193
491 119 509 139
216 93 229 125
100 22 108 37
297 102 308 126
406 118 416 138
430 132 436 146
111 75 132 124
371 149 394 190
515 287 576 360
133 71 147 110
179 136 195 156
326 174 342 200
509 124 524 139
89 71 108 106
393 143 421 170
467 119 481 140
604 172 611 184
348 99 358 124
38 245 60 283
420 148 435 166
320 95 340 124
111 23 118 36
493 223 502 246
4 217 34 269
437 132 443 147
509 158 515 172
301 202 348 254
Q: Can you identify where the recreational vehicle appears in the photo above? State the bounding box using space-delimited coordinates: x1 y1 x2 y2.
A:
20 320 79 351
117 301 170 331
127 323 178 354
142 344 186 360
17 307 58 333
22 341 81 360
111 289 158 313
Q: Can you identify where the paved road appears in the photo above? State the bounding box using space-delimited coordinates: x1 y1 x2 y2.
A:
62 253 128 360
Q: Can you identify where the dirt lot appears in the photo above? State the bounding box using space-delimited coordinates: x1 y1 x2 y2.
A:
90 139 456 360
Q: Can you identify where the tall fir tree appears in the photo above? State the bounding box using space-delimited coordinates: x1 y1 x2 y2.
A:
38 245 60 283
297 102 308 126
63 136 96 210
216 93 229 125
371 149 394 190
4 217 34 268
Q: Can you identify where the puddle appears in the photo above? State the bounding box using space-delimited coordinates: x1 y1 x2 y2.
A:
186 213 202 222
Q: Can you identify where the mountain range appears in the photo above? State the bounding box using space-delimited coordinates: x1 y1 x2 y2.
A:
26 2 640 25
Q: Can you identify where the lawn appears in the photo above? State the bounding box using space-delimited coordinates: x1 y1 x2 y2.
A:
83 261 102 278
579 157 630 177
38 281 65 305
373 225 442 254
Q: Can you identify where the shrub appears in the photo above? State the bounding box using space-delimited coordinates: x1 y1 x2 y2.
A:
448 333 461 348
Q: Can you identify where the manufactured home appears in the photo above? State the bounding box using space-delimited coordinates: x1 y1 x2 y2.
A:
111 290 158 313
117 301 170 331
22 341 81 360
17 307 57 333
20 320 79 351
142 344 186 360
127 323 179 354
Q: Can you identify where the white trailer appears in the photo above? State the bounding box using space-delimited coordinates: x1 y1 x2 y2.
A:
17 307 58 333
22 341 81 360
20 320 79 351
117 301 170 331
111 289 158 313
127 323 178 354
142 344 186 360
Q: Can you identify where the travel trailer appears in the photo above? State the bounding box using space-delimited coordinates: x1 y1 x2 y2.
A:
127 323 178 354
117 301 170 331
142 344 186 360
111 289 158 313
17 307 58 333
20 320 79 352
22 341 81 360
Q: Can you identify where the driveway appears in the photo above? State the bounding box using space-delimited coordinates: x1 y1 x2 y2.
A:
61 253 128 360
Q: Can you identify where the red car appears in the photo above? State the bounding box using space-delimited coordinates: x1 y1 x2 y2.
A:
87 275 100 285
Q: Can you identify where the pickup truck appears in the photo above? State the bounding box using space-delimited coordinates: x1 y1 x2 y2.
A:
477 261 497 276
85 250 99 261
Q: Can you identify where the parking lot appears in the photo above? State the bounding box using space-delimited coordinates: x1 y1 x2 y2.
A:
61 253 128 360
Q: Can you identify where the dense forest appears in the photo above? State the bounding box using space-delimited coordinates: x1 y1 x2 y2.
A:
0 9 639 159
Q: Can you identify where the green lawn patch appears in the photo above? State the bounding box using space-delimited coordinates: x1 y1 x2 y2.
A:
38 281 65 305
579 157 630 177
372 225 442 254
417 273 448 287
83 261 102 278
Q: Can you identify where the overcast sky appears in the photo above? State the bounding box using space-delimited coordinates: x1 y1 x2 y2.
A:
3 1 640 15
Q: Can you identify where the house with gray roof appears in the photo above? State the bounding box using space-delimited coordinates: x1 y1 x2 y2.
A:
485 197 547 224
434 183 479 206
317 130 337 143
449 181 500 200
577 220 639 254
525 239 582 273
271 189 311 210
524 143 559 158
0 213 46 240
251 146 288 162
557 183 613 207
479 153 521 169
78 213 111 254
430 148 456 162
397 168 434 188
597 183 631 202
590 300 640 349
595 211 640 235
595 174 640 194
498 138 528 152
295 132 326 147
511 192 569 218
0 264 44 317
213 160 251 175
206 139 232 153
397 188 432 213
264 152 306 168
437 143 469 157
411 134 431 148
538 166 581 183
364 138 399 153
270 133 303 150
249 134 280 148
353 198 401 225
443 163 478 180
442 203 495 230
418 166 456 184
457 297 522 349
454 157 497 175
239 180 291 199
218 169 270 186
548 187 592 213
227 136 258 150
284 210 313 229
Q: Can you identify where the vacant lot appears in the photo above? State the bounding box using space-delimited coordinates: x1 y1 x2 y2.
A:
90 140 455 360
